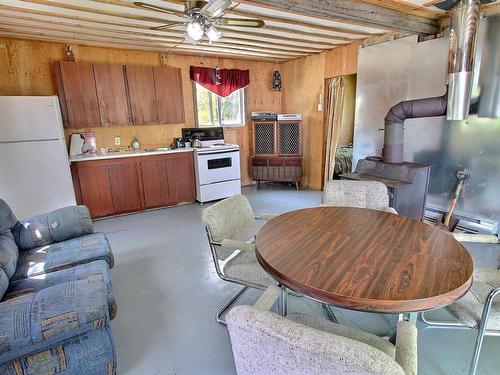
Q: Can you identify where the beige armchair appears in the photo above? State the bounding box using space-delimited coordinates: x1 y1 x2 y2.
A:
322 180 398 214
201 194 277 324
227 285 417 375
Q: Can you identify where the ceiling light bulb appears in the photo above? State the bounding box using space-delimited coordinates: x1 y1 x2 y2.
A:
206 26 221 42
186 21 204 41
184 33 200 44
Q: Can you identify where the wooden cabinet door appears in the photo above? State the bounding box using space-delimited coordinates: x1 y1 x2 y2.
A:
78 165 114 218
93 63 130 126
141 158 171 208
125 65 158 125
153 67 185 124
108 161 144 213
166 154 195 203
55 61 100 128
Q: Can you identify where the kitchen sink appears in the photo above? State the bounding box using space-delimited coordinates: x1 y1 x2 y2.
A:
144 147 171 152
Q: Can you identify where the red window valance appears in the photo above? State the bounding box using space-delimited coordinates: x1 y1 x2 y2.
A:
190 66 250 97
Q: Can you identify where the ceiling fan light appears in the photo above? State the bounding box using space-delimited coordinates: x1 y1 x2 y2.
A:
186 21 204 41
184 32 200 44
206 26 221 42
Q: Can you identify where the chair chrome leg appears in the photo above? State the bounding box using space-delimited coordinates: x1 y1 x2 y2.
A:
280 285 288 317
216 285 247 325
323 304 339 323
469 288 500 375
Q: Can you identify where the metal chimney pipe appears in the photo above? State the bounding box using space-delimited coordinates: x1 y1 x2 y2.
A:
383 96 447 163
446 0 481 120
478 14 500 118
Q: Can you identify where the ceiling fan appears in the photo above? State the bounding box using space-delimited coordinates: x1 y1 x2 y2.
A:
134 0 265 44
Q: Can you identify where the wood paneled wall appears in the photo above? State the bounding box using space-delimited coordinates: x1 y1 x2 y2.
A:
0 36 360 190
0 37 281 185
280 43 360 190
281 53 326 190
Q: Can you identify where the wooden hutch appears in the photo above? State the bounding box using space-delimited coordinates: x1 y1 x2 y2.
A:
251 118 302 190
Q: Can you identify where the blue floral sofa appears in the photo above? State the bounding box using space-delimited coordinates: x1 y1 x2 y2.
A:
0 199 117 374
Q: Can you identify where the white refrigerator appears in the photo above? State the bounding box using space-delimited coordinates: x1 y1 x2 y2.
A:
0 96 76 218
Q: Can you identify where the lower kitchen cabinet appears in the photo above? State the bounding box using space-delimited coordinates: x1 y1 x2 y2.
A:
141 158 171 208
108 162 144 213
71 152 195 218
76 164 115 218
166 154 195 204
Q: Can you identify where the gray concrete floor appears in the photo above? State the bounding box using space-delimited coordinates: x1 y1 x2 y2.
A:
95 185 500 375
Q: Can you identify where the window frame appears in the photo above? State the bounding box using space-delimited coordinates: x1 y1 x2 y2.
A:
193 82 246 128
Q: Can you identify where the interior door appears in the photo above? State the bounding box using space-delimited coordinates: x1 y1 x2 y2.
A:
153 67 185 124
93 63 130 126
56 61 101 128
125 65 158 125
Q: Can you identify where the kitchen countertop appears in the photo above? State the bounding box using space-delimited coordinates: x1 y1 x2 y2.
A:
69 147 194 162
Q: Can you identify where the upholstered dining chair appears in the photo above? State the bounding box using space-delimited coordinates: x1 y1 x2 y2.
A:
227 285 417 375
202 194 277 324
322 180 398 214
421 233 499 375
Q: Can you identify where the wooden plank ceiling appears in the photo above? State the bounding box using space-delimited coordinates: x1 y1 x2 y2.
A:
0 0 445 62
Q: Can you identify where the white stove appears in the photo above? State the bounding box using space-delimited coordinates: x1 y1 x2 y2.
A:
182 128 241 203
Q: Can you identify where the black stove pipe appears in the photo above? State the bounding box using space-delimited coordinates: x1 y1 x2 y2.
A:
383 95 447 163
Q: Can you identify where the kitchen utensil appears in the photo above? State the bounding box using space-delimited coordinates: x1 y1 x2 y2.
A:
131 136 141 150
69 133 85 156
172 137 184 149
191 133 202 148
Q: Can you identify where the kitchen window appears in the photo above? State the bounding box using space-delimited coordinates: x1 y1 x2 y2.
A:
193 83 246 127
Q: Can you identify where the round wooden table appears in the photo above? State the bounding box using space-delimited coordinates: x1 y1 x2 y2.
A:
255 207 473 313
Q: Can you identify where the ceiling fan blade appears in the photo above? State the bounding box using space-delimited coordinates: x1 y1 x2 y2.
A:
201 0 232 18
133 2 184 17
151 22 186 30
217 18 265 28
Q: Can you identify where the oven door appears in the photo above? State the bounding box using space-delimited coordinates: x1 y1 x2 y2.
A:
196 150 241 185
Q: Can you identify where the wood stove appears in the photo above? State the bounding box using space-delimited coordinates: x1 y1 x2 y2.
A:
341 157 431 220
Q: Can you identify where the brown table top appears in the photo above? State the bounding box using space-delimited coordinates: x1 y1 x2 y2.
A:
255 207 473 313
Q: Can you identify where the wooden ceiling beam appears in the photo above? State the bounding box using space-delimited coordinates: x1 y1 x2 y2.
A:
15 0 354 43
101 0 379 36
0 32 286 62
0 26 298 59
237 0 439 34
0 20 310 57
0 4 341 50
359 0 442 19
224 7 380 36
91 0 364 42
0 13 324 54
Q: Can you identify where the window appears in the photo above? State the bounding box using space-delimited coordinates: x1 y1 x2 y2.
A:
194 83 246 127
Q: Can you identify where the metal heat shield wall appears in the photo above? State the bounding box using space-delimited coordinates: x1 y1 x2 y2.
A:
353 31 500 230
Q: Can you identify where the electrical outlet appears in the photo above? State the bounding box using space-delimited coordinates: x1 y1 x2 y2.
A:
114 136 121 146
317 103 323 112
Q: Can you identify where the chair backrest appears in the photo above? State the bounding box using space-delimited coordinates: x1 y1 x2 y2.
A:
201 194 256 243
226 305 405 375
322 180 390 210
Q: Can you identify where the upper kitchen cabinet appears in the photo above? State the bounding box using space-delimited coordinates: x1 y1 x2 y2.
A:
93 63 131 126
125 65 158 125
153 67 185 124
55 61 101 128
